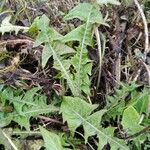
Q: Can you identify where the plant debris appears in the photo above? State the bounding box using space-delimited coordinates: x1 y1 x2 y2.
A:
0 0 150 150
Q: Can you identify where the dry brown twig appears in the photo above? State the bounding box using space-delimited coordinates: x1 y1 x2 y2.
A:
133 0 149 55
94 27 102 91
38 115 63 125
133 0 150 83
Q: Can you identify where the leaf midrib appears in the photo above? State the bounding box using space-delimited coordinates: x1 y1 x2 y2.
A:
67 105 128 150
77 5 93 94
42 20 78 96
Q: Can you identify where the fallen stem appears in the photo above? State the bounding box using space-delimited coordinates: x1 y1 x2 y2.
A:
94 26 102 91
133 0 149 58
124 125 150 140
38 115 63 125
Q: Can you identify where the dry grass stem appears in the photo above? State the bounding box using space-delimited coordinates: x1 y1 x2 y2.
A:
133 0 149 57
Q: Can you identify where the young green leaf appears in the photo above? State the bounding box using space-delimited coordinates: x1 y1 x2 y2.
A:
133 89 150 116
32 15 60 47
40 126 71 150
62 3 103 95
61 96 99 136
64 3 106 25
62 24 93 46
71 50 92 95
97 127 127 150
0 87 59 129
31 15 78 96
49 43 79 96
60 96 128 149
105 83 139 120
122 106 144 135
0 113 13 128
42 44 53 68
